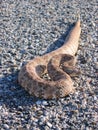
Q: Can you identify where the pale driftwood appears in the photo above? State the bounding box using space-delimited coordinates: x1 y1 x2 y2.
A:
18 19 81 99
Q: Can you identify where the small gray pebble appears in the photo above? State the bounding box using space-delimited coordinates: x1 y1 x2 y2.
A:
3 124 9 129
42 100 48 106
36 100 42 105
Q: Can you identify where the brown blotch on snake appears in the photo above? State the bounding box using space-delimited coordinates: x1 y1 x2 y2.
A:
18 19 81 99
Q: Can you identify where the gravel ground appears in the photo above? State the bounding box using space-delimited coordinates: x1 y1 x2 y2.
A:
0 0 98 130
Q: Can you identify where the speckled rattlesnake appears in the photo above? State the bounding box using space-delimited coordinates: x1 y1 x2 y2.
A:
18 19 81 99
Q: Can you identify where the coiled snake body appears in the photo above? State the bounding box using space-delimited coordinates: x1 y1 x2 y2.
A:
18 19 81 99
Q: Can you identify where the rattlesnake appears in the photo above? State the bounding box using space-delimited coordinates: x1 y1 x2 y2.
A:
18 19 81 99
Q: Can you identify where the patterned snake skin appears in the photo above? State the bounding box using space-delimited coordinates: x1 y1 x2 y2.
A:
18 19 81 99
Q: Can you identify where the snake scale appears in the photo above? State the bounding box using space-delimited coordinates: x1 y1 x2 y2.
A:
18 19 81 99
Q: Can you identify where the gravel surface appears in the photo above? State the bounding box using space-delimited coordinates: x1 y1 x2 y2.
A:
0 0 98 130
